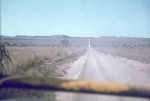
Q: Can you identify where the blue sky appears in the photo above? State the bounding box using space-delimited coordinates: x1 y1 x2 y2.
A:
1 0 150 37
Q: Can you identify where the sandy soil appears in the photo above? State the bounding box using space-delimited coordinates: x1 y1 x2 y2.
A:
56 54 87 101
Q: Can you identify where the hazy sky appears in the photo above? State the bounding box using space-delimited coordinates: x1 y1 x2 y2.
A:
1 0 150 37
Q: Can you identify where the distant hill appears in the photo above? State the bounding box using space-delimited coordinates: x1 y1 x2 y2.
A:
1 35 71 39
1 35 150 47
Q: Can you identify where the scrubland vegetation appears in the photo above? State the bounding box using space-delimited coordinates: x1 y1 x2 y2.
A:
1 46 86 101
2 35 150 100
4 47 85 74
97 47 150 64
89 37 150 63
92 37 150 74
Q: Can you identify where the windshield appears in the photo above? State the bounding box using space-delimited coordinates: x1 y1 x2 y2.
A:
1 0 150 101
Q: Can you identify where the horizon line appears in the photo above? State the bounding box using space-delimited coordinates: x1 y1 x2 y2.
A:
1 34 150 38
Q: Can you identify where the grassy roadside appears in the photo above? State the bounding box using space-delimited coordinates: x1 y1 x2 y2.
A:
95 47 150 75
1 46 86 101
96 47 150 63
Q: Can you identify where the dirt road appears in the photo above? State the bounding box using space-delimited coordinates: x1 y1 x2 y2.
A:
57 47 150 101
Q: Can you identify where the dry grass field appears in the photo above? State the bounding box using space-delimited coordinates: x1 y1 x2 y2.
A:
2 36 150 100
2 46 86 101
97 47 150 63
